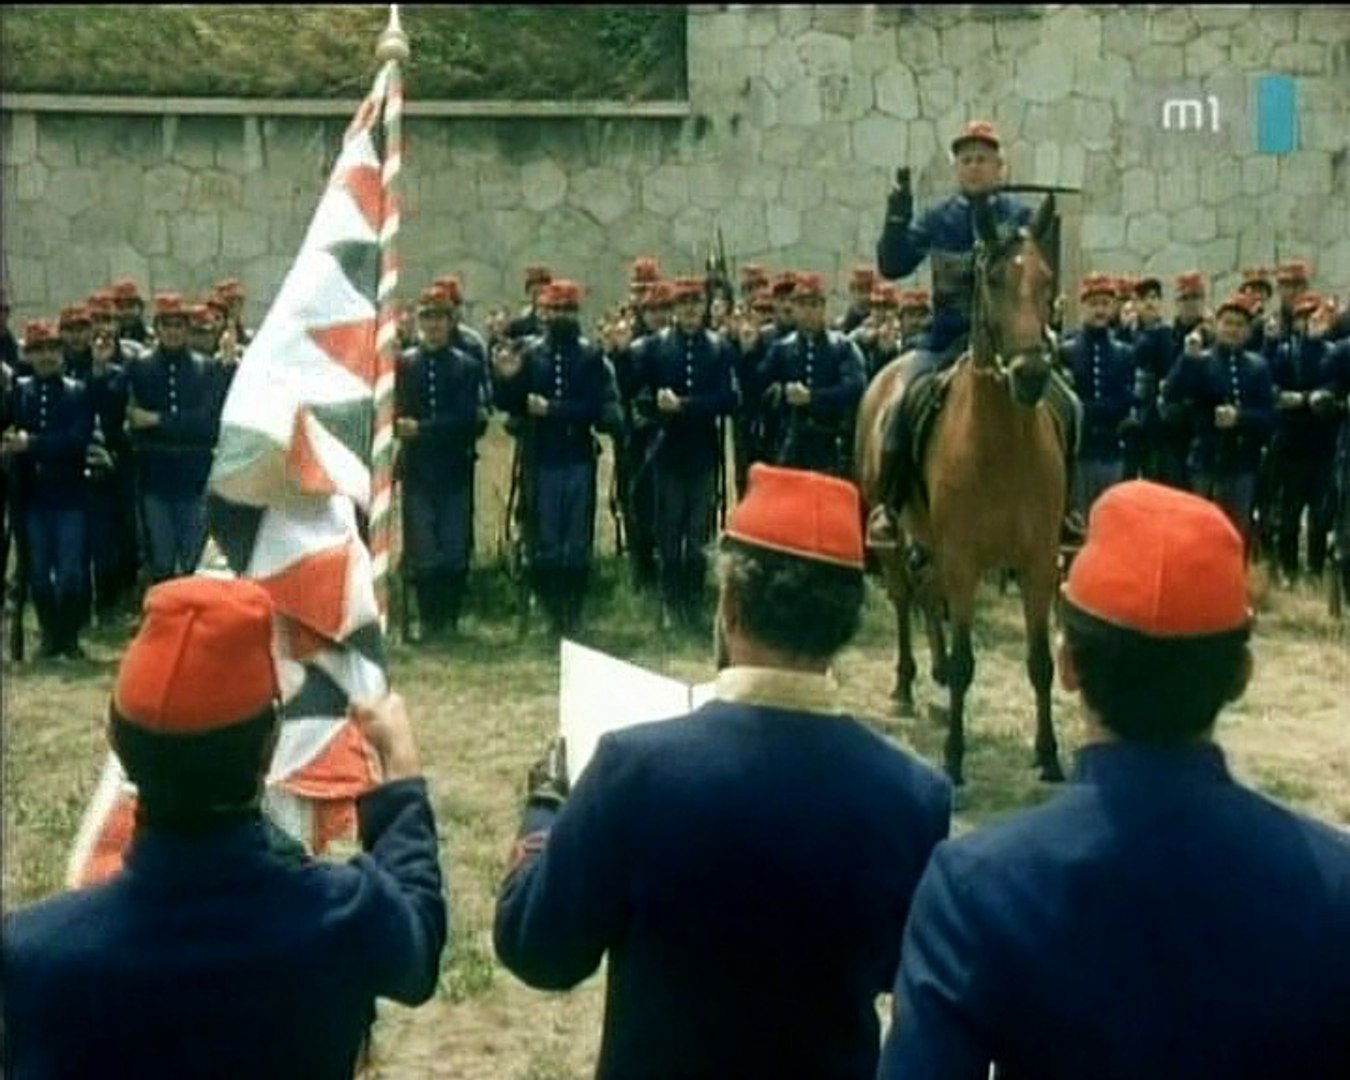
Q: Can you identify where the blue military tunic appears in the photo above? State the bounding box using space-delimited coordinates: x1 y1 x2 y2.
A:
877 192 1033 361
11 373 93 510
3 779 448 1079
878 742 1350 1079
495 667 952 1080
1063 327 1134 462
761 329 866 475
494 332 609 570
632 326 737 476
126 347 221 498
396 343 488 576
1163 345 1276 476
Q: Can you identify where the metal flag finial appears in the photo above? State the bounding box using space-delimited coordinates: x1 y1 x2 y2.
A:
376 4 409 64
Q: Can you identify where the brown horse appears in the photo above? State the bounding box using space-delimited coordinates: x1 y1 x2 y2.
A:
857 195 1067 785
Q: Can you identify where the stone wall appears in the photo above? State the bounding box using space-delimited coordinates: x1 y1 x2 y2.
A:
3 4 1348 327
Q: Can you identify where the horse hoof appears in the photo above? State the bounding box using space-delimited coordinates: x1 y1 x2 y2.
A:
927 703 949 725
1038 759 1066 784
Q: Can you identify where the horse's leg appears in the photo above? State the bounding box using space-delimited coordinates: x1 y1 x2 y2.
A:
1022 568 1065 783
888 557 918 715
942 583 977 787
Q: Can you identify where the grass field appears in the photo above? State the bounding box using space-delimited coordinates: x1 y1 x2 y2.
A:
0 6 686 102
3 427 1347 1078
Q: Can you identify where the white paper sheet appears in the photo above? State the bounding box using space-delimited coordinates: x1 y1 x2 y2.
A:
559 640 715 784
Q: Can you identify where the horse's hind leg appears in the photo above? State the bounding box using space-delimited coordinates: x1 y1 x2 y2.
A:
1022 573 1065 782
885 555 918 715
943 617 974 787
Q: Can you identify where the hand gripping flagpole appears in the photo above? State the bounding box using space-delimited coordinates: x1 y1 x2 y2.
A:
370 5 408 627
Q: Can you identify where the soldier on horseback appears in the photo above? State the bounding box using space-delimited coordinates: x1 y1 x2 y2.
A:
872 120 1079 545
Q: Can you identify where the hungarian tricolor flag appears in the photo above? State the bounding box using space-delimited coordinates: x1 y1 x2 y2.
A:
68 56 405 888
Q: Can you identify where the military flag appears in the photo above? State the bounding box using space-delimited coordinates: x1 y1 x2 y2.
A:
68 24 407 887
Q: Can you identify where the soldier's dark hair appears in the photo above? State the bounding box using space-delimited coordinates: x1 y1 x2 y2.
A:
715 540 864 661
109 704 280 831
1061 603 1250 743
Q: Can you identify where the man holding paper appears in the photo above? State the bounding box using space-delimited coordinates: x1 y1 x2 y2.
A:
493 463 952 1079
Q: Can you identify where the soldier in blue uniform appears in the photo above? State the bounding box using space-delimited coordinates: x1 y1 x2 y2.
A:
126 294 223 585
505 263 553 343
396 285 490 642
111 277 153 347
1238 266 1275 357
762 272 867 477
631 277 737 628
1147 270 1215 492
430 274 489 368
728 283 780 499
3 319 94 659
58 304 95 384
1162 294 1276 554
495 464 951 1080
1269 292 1336 585
876 120 1032 379
879 480 1350 1079
1064 273 1135 515
3 578 447 1076
849 283 904 382
835 264 878 335
1127 275 1174 481
493 279 608 636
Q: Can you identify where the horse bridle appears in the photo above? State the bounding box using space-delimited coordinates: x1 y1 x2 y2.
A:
970 230 1056 380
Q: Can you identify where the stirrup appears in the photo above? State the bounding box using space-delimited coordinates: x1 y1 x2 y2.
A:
866 506 900 550
905 543 932 577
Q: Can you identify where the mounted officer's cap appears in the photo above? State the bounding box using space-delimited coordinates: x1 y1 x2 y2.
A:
951 119 1001 156
1065 481 1249 638
724 464 865 571
115 578 281 735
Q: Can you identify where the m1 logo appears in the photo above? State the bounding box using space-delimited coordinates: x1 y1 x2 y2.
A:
1156 75 1298 154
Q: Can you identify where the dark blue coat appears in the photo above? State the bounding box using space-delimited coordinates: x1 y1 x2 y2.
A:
879 742 1350 1080
1063 327 1134 460
1269 335 1336 457
11 373 94 508
632 326 737 474
126 347 222 498
494 333 609 467
762 329 867 426
1130 322 1179 428
877 192 1033 355
1162 346 1276 474
2 779 447 1080
395 343 489 485
495 691 951 1080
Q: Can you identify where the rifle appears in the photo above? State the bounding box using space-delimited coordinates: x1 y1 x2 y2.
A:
5 459 27 662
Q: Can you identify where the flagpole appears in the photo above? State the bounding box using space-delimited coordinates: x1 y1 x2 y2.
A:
370 4 407 627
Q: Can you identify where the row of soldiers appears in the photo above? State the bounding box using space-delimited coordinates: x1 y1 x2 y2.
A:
393 260 895 640
0 279 251 659
1056 262 1350 586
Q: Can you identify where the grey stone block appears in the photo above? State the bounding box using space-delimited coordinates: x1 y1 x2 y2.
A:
918 68 958 117
1015 40 1074 104
1279 152 1333 197
763 37 807 93
15 161 49 202
1083 213 1126 251
940 20 996 69
781 169 826 212
143 163 192 212
1156 167 1198 212
1121 168 1156 215
875 66 920 120
1132 44 1185 84
44 167 99 216
895 23 941 73
1240 156 1277 196
569 168 631 225
521 158 568 213
767 205 803 248
1269 43 1327 76
852 116 908 170
221 209 269 263
132 214 171 257
477 163 523 211
188 171 244 212
641 164 691 218
779 78 825 126
798 30 853 79
1126 211 1170 256
1183 36 1229 80
1171 206 1218 244
4 113 38 167
171 214 221 268
851 33 895 75
1150 8 1199 45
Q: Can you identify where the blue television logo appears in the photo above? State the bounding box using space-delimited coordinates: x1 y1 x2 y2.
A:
1255 74 1298 154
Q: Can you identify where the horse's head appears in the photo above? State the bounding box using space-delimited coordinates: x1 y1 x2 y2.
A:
971 195 1058 407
